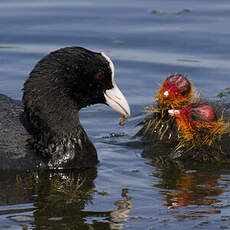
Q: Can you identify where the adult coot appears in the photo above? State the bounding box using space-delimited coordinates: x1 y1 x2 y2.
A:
137 74 197 142
0 47 130 170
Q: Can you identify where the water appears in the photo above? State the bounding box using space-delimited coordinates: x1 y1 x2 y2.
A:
1 0 230 229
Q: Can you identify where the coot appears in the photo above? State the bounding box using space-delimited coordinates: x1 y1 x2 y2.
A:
0 47 130 170
138 74 197 142
169 103 230 161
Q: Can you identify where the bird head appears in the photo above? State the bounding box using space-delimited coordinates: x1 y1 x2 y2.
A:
156 74 196 112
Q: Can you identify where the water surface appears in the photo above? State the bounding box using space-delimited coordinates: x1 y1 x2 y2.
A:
1 0 230 229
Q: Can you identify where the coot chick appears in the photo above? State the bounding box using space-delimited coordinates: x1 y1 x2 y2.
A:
0 47 130 170
169 104 230 162
138 74 197 142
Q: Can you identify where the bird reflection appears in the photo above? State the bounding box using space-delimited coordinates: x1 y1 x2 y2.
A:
0 169 134 230
15 169 98 229
148 157 228 212
110 188 133 227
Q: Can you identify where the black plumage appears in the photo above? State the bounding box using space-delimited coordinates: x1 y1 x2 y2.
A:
0 47 130 170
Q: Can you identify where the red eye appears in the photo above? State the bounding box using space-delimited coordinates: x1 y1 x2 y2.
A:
97 74 104 81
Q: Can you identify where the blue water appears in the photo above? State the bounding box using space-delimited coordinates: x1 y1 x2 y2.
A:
1 0 230 229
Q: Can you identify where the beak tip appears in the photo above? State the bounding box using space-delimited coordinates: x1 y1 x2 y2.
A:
125 107 131 117
164 91 169 97
104 85 131 118
168 109 174 116
168 109 180 116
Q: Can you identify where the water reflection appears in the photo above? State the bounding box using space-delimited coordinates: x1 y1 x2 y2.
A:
0 169 133 230
0 169 99 229
146 152 230 218
110 188 133 229
155 167 223 208
30 170 96 229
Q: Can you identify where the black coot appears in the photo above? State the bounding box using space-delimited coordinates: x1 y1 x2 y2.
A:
0 47 130 170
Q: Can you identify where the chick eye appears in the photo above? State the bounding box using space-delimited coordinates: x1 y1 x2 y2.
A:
97 73 104 81
190 114 197 121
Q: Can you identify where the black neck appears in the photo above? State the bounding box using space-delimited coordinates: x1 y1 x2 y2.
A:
24 93 98 169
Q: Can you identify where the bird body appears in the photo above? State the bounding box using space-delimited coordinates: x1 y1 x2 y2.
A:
169 103 230 161
0 47 130 170
0 94 39 170
138 74 197 142
138 73 230 162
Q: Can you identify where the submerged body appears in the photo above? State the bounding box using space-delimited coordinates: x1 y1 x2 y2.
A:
0 47 130 170
0 94 40 170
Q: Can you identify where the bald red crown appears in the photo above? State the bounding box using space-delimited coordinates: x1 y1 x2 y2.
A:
191 105 216 122
171 104 216 123
162 74 191 97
